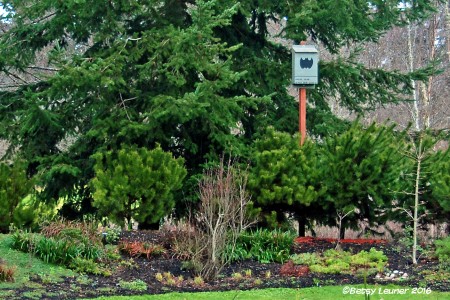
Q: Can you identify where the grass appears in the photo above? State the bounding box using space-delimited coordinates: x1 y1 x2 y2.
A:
0 234 76 289
90 285 450 300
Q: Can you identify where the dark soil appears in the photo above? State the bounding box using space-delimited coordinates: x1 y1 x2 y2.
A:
4 231 449 299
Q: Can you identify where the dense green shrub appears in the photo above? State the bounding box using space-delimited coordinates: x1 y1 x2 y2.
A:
91 145 187 228
225 228 296 263
435 237 450 268
0 161 35 232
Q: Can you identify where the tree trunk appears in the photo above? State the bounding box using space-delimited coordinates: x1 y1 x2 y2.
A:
412 138 423 265
298 217 306 237
339 226 346 240
407 22 421 131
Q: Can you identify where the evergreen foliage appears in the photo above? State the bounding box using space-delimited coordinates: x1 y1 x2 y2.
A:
396 132 450 226
319 121 407 238
248 127 324 233
0 0 440 218
91 145 186 228
0 160 34 232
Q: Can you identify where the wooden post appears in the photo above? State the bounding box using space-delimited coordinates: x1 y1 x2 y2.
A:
298 40 307 146
299 87 306 145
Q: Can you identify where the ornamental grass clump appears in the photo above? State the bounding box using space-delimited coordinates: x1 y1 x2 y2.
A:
0 263 15 282
226 228 296 263
9 221 107 274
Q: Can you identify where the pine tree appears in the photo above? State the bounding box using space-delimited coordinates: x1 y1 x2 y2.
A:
91 145 186 229
394 132 450 263
248 127 324 234
319 121 407 239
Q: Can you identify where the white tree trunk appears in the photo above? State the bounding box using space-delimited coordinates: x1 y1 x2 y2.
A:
412 137 423 265
407 23 421 131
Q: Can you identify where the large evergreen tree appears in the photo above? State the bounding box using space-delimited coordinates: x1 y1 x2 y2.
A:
0 0 439 215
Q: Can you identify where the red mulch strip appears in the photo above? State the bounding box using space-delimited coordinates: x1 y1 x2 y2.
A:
294 236 387 245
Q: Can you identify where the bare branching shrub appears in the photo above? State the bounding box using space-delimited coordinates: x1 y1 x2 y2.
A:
185 158 257 280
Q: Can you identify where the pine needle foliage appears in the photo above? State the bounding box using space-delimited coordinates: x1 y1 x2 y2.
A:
91 145 186 228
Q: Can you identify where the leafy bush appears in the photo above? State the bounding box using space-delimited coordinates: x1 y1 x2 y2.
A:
225 228 296 263
102 226 121 245
435 237 450 268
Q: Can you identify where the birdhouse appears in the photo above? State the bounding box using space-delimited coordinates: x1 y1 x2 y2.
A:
292 45 319 87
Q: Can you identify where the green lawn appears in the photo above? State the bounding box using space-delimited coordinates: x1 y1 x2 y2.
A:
91 285 450 300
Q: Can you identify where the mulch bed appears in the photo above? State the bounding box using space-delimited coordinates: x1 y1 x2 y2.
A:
4 231 448 299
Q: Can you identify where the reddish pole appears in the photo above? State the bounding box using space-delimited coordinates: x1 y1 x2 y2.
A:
299 87 306 145
298 41 307 146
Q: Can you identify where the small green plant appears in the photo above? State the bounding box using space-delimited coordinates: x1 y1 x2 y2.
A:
155 272 164 282
69 257 103 275
290 253 321 265
231 272 243 280
104 245 121 261
180 260 202 273
312 277 321 287
244 269 252 277
163 272 173 281
254 278 262 285
118 279 147 291
265 270 271 278
193 276 204 286
102 226 121 244
166 277 176 285
37 272 59 284
75 275 92 285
